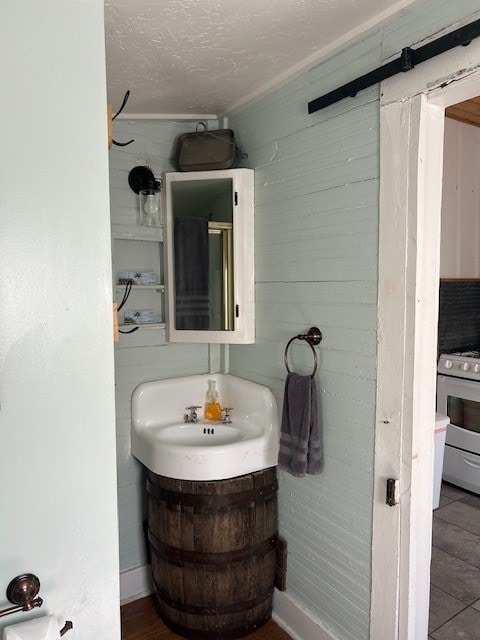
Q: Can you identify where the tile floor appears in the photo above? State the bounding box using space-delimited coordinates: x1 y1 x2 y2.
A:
429 482 480 639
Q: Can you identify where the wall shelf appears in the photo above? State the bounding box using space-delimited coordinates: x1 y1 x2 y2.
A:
112 231 165 346
115 284 165 292
119 322 166 330
111 223 163 242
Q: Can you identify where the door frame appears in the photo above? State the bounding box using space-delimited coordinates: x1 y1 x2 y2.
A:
371 36 480 639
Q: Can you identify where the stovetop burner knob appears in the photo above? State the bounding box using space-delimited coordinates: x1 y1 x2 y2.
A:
445 359 453 369
474 364 480 373
461 362 471 371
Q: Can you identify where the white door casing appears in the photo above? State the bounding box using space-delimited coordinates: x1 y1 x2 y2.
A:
372 28 480 640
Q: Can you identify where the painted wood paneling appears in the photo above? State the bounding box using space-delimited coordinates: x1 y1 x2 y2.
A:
107 1 480 634
229 3 480 639
440 117 480 277
381 0 480 60
229 33 380 640
109 121 211 572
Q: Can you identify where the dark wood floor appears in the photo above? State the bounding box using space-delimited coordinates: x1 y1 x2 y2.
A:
121 595 292 640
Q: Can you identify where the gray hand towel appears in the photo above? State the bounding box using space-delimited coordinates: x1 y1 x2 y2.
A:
278 372 323 477
174 216 210 330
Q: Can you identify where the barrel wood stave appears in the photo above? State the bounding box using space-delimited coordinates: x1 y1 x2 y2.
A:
147 467 278 638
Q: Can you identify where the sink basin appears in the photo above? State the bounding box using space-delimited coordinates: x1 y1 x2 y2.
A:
131 373 279 480
156 423 245 446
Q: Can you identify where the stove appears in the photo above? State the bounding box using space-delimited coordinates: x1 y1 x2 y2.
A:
437 350 480 380
437 349 480 495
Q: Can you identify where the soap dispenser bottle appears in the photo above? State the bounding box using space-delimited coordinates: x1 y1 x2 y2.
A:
204 379 222 421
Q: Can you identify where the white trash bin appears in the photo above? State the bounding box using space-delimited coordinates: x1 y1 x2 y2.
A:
433 413 449 509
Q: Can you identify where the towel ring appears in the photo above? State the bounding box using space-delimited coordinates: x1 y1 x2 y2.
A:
284 327 322 378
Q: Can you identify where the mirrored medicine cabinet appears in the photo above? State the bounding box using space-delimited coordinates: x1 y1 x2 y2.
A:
164 169 254 344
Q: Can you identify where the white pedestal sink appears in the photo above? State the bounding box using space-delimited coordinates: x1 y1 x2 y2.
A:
131 373 279 480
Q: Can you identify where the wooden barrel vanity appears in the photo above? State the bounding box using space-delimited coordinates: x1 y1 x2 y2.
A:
146 467 278 639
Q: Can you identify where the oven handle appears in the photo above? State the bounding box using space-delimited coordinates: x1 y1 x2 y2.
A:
460 455 480 469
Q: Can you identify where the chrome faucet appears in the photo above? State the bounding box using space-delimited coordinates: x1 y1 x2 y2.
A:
184 405 201 423
221 407 233 424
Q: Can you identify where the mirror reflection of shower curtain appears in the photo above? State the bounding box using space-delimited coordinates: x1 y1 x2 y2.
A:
174 216 209 330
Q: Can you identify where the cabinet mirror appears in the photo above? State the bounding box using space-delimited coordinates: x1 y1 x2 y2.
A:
164 169 254 344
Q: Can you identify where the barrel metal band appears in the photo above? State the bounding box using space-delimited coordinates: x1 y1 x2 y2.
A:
156 606 272 640
146 479 278 508
148 531 277 567
153 578 273 615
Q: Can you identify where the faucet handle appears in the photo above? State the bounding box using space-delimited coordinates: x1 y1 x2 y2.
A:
222 407 233 423
184 405 202 423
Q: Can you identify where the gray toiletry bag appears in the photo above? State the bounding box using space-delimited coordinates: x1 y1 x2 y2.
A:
174 125 245 171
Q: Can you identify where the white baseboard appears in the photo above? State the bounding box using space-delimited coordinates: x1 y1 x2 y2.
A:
120 564 154 606
273 589 339 640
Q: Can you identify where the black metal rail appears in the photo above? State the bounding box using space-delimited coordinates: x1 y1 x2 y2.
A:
308 17 480 114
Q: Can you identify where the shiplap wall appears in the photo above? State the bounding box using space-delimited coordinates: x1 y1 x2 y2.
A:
440 117 480 277
229 2 480 639
109 121 212 572
229 40 379 640
107 0 480 631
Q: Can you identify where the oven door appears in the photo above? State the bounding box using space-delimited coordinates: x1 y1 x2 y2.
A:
437 374 480 455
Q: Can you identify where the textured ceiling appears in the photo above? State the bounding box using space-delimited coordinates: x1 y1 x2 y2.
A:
105 0 421 118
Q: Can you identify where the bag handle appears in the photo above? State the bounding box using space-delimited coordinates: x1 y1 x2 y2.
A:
194 122 248 159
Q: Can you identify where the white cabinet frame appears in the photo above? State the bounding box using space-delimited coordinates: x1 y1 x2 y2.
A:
164 169 255 344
